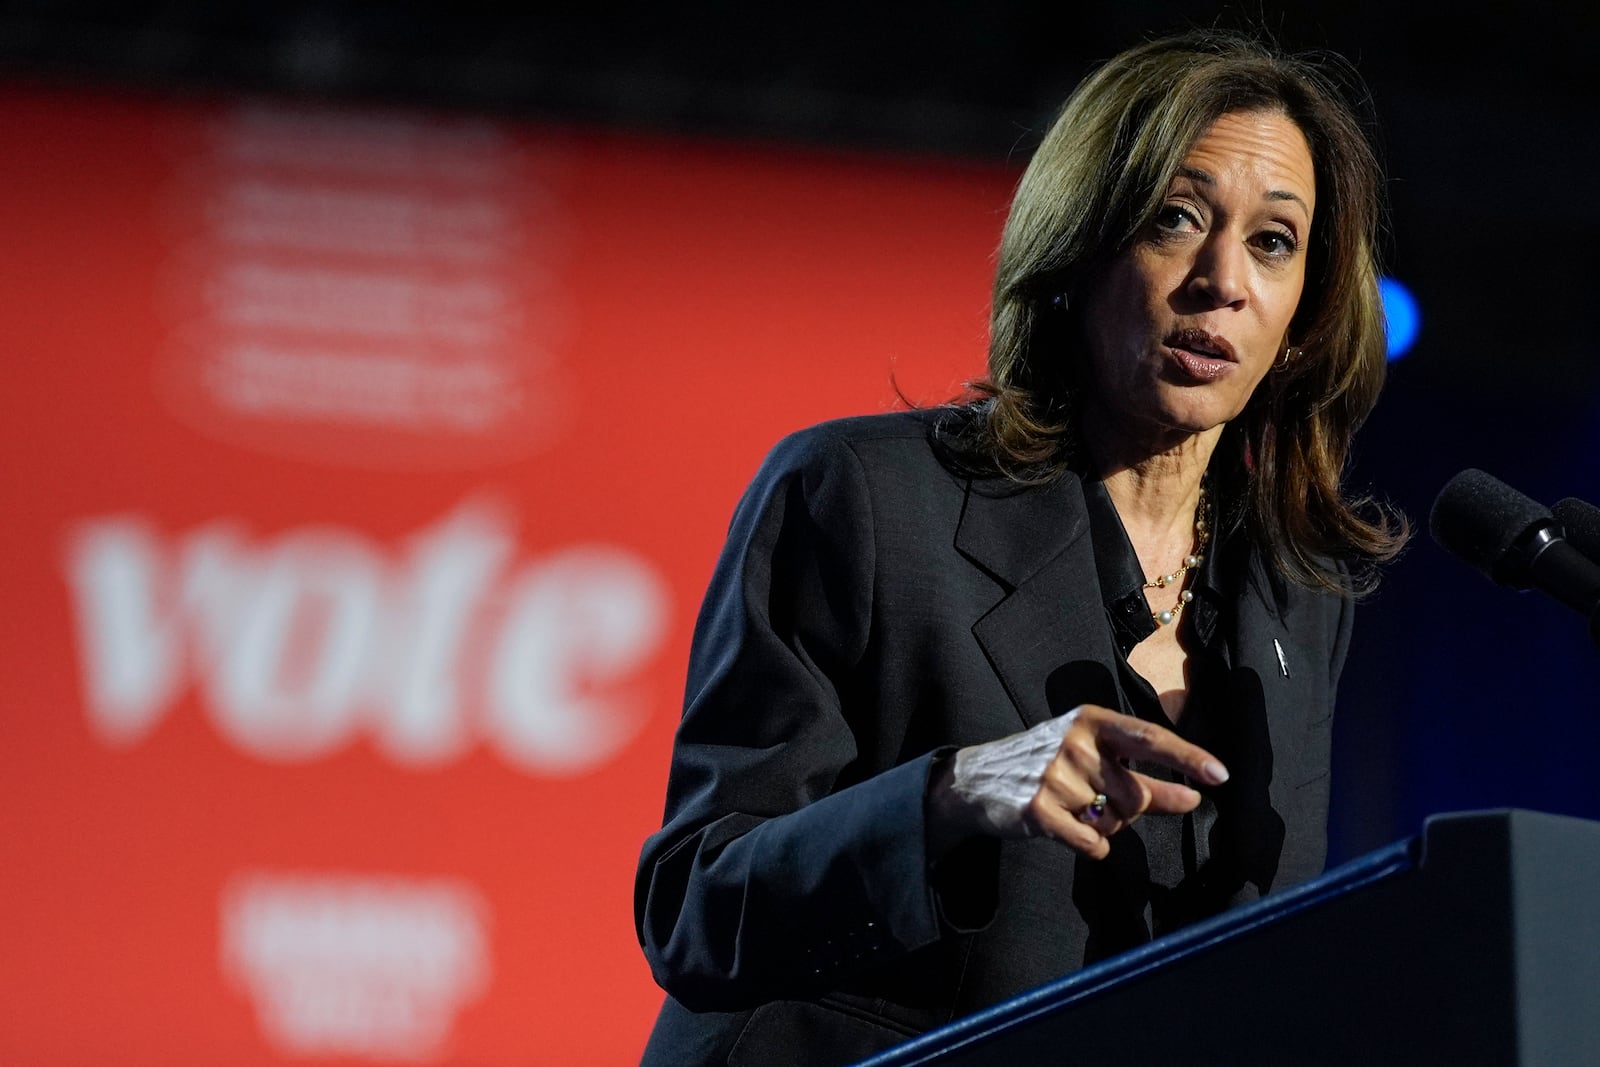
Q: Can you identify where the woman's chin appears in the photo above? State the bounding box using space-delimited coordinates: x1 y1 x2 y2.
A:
1147 392 1249 439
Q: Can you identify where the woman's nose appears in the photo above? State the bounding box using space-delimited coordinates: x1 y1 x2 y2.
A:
1186 238 1248 310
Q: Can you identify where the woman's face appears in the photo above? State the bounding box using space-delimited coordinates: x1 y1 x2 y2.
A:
1080 109 1316 454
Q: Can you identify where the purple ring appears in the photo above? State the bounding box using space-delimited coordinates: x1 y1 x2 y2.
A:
1080 793 1109 823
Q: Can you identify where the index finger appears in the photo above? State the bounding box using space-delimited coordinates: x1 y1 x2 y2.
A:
1087 710 1229 786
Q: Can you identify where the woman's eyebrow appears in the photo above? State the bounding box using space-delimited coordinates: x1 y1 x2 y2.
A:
1266 189 1311 215
1175 165 1308 215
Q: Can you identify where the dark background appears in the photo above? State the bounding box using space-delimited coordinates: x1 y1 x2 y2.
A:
6 0 1598 862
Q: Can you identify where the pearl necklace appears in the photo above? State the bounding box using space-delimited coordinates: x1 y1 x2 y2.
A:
1144 483 1209 627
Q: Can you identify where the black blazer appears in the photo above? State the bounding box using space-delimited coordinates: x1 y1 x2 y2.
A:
635 410 1353 1067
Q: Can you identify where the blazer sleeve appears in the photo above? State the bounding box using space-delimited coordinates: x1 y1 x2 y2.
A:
1328 560 1356 693
633 425 964 1013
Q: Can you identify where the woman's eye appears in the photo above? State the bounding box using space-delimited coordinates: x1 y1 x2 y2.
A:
1256 230 1299 256
1155 204 1199 231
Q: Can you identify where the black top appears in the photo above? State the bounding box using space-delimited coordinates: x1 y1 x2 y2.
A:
1082 476 1238 940
637 410 1351 1066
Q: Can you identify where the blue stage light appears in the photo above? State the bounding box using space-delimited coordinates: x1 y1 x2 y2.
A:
1379 276 1419 360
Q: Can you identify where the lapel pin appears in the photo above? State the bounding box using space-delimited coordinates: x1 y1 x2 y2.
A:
1273 638 1290 678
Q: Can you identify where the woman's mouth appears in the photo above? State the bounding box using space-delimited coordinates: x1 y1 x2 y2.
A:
1164 328 1237 382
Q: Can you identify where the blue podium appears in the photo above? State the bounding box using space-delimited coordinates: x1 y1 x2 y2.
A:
859 810 1600 1066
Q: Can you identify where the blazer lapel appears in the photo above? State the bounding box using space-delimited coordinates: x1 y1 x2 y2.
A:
955 475 1123 730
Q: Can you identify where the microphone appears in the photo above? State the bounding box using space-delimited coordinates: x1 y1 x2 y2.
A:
1554 497 1600 562
1429 469 1600 647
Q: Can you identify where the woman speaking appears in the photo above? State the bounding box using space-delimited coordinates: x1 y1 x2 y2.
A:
635 30 1406 1066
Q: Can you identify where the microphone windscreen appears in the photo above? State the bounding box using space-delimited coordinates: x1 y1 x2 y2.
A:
1428 468 1551 582
1554 497 1600 559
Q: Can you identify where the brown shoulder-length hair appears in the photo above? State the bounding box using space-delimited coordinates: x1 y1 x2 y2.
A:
963 29 1407 593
